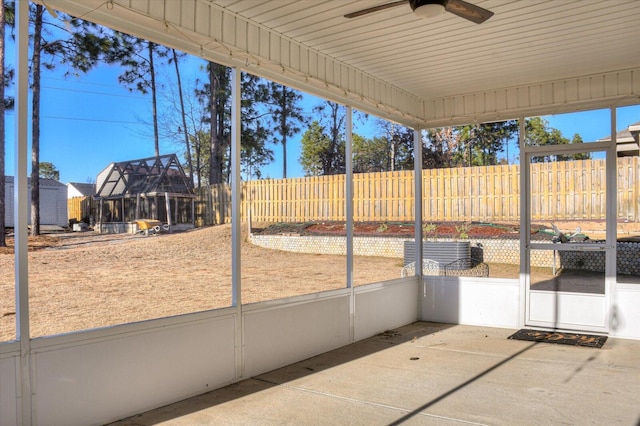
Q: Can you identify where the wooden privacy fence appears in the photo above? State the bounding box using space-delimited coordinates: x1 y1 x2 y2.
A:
195 157 639 225
68 196 95 223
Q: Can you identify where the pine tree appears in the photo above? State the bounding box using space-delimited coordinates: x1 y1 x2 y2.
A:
105 34 168 158
240 73 272 179
266 83 305 178
300 121 331 176
28 5 114 235
205 62 229 184
169 48 194 188
0 0 7 247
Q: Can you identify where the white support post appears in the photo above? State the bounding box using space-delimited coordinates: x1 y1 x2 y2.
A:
606 107 617 332
135 193 141 220
346 107 353 289
15 1 32 424
99 198 104 233
518 117 528 328
413 129 423 275
230 67 243 379
191 199 196 227
164 192 172 230
231 68 241 307
413 128 423 317
345 107 354 341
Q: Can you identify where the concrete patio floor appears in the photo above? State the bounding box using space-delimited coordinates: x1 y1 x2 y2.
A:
110 322 640 425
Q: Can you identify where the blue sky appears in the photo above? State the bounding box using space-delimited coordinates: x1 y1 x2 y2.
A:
3 49 377 183
4 41 639 184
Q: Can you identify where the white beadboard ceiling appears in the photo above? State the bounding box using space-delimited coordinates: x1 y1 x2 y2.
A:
37 0 640 126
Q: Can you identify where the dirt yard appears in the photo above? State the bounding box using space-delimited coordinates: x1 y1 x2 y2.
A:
0 224 404 341
3 219 637 342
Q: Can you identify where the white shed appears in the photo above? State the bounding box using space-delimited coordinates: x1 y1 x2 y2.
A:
67 182 95 198
3 176 68 227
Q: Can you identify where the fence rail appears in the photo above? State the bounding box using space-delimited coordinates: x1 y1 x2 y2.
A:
68 196 95 223
193 157 640 225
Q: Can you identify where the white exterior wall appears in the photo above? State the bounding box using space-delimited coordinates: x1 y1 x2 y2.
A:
4 178 68 227
39 185 68 227
0 279 420 426
31 314 237 425
67 186 83 198
611 284 640 339
421 277 522 328
243 292 351 377
2 275 639 425
419 276 640 339
0 346 18 426
354 278 421 341
66 184 93 199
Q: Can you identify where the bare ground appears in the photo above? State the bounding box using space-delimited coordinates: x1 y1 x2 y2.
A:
0 224 404 341
4 220 635 342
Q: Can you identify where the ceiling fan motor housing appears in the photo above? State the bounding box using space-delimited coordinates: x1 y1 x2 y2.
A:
410 0 447 12
344 0 492 24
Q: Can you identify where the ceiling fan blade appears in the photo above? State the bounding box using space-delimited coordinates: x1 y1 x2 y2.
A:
445 0 494 24
344 0 409 19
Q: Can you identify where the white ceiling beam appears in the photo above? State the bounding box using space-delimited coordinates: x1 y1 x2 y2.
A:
424 68 640 127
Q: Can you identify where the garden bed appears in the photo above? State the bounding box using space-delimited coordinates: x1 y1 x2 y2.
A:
255 221 521 238
255 220 640 241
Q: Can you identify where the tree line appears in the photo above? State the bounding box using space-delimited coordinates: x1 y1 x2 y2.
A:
301 112 589 175
0 1 587 245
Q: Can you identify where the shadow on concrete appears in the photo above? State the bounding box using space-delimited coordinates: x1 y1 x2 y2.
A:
107 320 640 425
108 322 457 425
387 340 540 425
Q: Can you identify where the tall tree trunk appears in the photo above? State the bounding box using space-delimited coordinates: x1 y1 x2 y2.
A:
172 49 194 188
195 135 201 188
390 126 397 172
390 140 396 172
148 41 159 157
329 102 340 174
281 84 287 179
0 0 6 247
31 5 44 236
218 67 229 183
208 63 222 184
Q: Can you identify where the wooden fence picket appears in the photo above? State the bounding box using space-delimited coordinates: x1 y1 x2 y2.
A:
189 158 639 225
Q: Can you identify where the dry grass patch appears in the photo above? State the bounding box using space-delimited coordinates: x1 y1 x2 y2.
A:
1 224 401 341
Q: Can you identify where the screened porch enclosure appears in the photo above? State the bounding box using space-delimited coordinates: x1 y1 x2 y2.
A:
94 154 196 232
3 1 640 426
96 194 195 225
